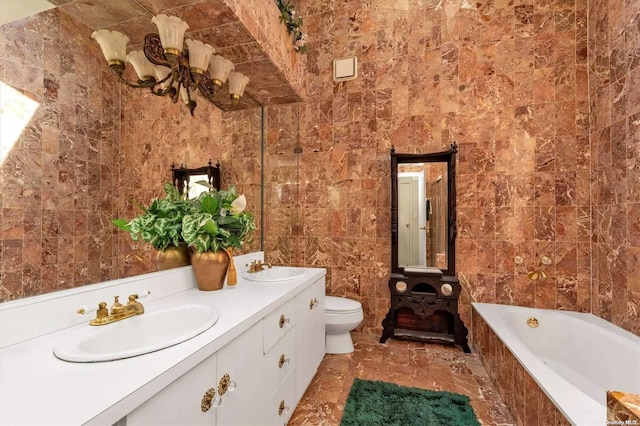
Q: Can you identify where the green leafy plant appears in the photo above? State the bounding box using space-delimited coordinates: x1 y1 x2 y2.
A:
276 0 307 53
182 186 256 253
112 183 191 251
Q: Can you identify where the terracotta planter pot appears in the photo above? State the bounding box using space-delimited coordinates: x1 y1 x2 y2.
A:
191 250 229 291
157 243 191 271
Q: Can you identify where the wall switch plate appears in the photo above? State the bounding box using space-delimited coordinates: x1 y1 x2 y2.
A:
333 56 358 82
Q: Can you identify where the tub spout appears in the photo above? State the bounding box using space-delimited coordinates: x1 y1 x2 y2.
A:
526 270 548 281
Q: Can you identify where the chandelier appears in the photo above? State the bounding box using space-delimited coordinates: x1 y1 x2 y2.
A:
91 14 250 115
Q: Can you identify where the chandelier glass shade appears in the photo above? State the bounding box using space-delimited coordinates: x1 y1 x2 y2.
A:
91 14 250 115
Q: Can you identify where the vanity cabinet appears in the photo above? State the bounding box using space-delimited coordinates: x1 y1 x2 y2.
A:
126 277 326 426
126 322 263 426
126 351 217 425
295 278 325 403
217 323 264 425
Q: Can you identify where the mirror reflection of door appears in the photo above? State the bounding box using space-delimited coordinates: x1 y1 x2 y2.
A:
397 162 447 269
429 177 444 268
398 172 426 267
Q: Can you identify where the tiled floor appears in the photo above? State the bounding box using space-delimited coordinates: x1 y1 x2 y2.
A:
289 333 515 425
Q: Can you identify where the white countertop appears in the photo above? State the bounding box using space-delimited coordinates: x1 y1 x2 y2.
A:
0 258 325 426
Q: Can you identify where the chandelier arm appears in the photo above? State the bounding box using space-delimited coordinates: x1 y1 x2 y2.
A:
150 86 176 97
143 33 171 67
114 72 157 89
198 75 219 99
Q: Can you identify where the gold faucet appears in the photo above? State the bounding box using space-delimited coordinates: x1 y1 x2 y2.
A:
79 293 147 326
247 260 272 273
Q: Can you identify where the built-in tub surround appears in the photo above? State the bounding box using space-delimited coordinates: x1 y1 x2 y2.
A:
608 391 640 424
0 251 326 425
472 303 640 425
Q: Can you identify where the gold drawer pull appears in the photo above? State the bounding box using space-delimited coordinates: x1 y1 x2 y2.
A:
278 353 290 368
309 297 319 309
201 388 220 412
278 314 290 328
218 373 236 396
278 399 289 416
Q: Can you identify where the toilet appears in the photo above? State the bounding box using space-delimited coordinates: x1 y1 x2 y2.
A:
325 296 364 354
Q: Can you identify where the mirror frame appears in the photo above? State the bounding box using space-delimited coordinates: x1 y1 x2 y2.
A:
171 159 221 196
390 143 458 276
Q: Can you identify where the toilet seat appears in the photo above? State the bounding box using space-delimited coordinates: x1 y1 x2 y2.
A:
325 296 362 314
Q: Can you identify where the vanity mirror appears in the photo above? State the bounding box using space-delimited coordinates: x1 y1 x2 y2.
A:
391 143 457 276
171 160 221 199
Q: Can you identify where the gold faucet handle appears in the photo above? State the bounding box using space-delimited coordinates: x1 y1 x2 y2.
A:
78 302 108 324
127 290 151 303
77 302 106 316
134 290 151 299
110 295 124 313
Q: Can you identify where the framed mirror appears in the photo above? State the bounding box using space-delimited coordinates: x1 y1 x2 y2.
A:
171 160 221 199
390 143 458 276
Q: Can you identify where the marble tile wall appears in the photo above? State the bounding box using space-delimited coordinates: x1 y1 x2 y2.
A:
265 0 601 335
0 10 122 300
117 91 263 278
588 0 640 335
472 308 571 425
2 0 639 341
222 0 307 101
0 10 262 301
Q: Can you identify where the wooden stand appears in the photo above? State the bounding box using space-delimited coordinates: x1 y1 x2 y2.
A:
380 270 470 353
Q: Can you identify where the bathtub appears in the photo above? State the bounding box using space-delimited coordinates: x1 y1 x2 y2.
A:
472 303 640 425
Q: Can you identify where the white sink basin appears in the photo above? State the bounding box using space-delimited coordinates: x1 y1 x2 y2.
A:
242 267 305 282
53 304 219 362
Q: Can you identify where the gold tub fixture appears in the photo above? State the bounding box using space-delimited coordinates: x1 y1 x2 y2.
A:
527 255 553 281
527 317 539 328
526 270 548 281
77 291 150 326
247 259 272 273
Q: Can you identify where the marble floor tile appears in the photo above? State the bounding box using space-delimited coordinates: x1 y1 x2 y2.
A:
290 333 515 426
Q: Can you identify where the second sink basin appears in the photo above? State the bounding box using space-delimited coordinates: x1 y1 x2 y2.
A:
242 267 305 282
53 303 219 362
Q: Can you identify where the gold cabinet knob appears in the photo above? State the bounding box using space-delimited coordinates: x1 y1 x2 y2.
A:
201 388 219 412
278 353 290 369
278 400 287 416
309 297 319 310
278 314 289 328
218 373 236 396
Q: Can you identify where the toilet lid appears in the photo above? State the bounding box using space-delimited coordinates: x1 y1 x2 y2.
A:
325 296 362 314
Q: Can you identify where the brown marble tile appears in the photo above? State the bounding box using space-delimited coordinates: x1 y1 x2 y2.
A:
608 391 640 423
290 333 514 426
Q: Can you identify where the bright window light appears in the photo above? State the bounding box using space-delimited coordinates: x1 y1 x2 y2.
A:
0 81 40 163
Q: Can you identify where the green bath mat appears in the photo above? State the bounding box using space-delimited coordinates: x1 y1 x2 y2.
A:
340 379 480 426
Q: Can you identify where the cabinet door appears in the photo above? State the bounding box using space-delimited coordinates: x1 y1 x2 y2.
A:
127 353 217 426
295 278 326 402
216 321 264 426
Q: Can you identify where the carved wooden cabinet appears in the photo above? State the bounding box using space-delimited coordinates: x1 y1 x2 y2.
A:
380 270 470 352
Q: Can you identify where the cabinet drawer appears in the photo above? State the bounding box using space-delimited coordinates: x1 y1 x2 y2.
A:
264 327 296 401
264 299 296 353
127 353 217 426
263 369 296 426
